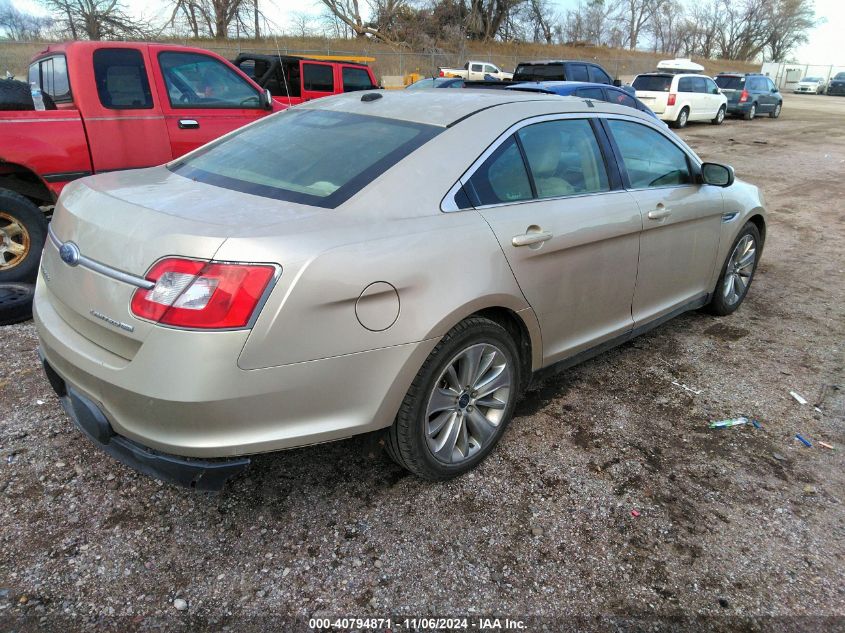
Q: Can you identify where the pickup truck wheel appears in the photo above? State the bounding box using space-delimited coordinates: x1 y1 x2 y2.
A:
0 283 34 325
0 190 48 283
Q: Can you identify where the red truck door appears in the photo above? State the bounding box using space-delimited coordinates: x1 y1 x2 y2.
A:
83 47 173 171
300 61 336 101
149 47 269 157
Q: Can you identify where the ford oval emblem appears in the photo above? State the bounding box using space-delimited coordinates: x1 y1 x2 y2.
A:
59 242 81 267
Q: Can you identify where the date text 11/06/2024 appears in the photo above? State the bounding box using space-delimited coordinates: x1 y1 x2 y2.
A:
308 617 527 630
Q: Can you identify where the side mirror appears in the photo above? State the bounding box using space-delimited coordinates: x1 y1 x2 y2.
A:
701 162 734 187
771 87 778 93
613 78 622 87
261 88 273 110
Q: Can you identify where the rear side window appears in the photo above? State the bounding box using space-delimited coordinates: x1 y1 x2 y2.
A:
170 110 440 209
575 87 605 100
568 64 589 81
465 136 532 206
514 64 565 81
589 65 612 84
160 51 261 108
30 56 71 101
632 75 672 92
517 119 609 198
715 75 744 90
608 120 691 189
93 49 153 109
342 67 374 92
303 63 334 92
607 89 637 108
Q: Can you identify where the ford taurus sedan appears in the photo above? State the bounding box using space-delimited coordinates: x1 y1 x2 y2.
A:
34 90 766 489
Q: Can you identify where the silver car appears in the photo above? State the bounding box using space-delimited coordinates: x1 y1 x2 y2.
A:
34 90 766 489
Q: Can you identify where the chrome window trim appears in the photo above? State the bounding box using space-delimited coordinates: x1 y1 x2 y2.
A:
440 111 701 213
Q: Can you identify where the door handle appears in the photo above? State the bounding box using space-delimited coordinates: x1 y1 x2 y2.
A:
178 119 199 129
647 206 671 220
512 231 553 247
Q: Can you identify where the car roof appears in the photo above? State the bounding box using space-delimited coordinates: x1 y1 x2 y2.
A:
298 90 652 128
515 59 600 66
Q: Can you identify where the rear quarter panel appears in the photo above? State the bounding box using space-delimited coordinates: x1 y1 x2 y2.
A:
0 110 92 197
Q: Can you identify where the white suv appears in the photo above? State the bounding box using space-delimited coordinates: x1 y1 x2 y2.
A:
632 73 728 128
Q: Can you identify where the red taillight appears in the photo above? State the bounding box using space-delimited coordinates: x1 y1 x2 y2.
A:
438 70 444 77
739 89 749 103
667 93 676 106
131 258 276 329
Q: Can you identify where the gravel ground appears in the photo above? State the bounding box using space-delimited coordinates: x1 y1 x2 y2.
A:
1 94 843 632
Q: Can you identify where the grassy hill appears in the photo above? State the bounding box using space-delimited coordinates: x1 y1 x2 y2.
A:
0 36 760 83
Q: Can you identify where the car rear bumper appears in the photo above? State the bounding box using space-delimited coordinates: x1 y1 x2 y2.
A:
34 277 437 464
40 351 250 490
726 101 753 114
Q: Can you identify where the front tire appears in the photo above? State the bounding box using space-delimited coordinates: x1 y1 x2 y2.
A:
0 190 48 283
705 222 761 316
711 105 726 125
386 316 521 480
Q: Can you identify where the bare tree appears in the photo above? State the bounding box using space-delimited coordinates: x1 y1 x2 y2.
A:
40 0 147 40
168 0 257 39
766 0 816 62
318 0 409 43
0 1 52 39
288 10 318 37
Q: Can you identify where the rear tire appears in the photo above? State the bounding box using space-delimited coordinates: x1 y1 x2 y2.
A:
769 102 782 118
386 316 521 480
711 105 726 125
0 283 34 325
743 103 757 120
705 222 761 316
671 107 689 129
0 190 48 283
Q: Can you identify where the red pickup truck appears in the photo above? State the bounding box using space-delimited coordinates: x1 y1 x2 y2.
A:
0 41 282 283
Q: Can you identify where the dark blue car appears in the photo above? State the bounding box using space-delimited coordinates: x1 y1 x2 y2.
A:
506 81 659 119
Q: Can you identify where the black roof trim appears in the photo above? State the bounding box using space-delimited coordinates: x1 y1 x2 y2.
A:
233 52 370 68
446 98 562 128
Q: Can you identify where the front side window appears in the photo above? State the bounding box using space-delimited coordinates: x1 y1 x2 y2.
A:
692 77 708 93
170 110 440 208
589 65 612 84
93 49 153 109
465 136 532 206
160 52 260 108
704 78 718 94
303 63 334 92
342 67 374 92
607 120 691 189
517 119 609 198
483 64 498 74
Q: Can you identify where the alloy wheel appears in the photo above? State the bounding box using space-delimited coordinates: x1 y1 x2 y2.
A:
0 212 31 271
678 109 688 127
717 107 725 123
425 343 512 464
723 234 756 305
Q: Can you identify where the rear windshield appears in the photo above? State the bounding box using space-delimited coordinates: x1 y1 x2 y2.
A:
632 75 672 92
170 109 440 208
715 76 745 89
514 64 565 81
800 77 821 82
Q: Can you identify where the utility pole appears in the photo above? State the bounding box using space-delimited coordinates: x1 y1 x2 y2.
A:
254 0 260 39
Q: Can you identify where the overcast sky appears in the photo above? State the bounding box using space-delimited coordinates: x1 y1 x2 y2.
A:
10 0 843 64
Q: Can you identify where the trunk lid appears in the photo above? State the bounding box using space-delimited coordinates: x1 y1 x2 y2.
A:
42 166 322 357
634 90 668 114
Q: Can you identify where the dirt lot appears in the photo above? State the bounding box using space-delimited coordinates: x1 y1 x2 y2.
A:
1 94 843 631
